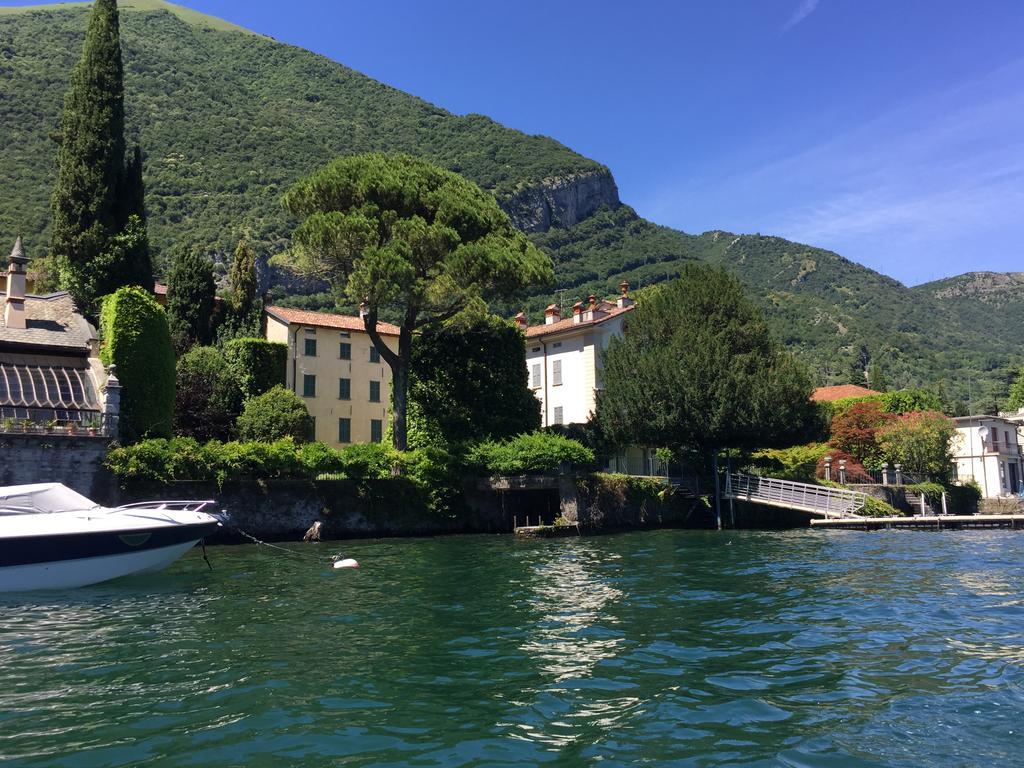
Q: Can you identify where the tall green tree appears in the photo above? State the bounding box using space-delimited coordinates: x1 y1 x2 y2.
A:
166 248 216 354
1007 366 1024 412
281 152 553 450
595 264 816 466
409 308 540 448
50 0 151 312
228 238 258 317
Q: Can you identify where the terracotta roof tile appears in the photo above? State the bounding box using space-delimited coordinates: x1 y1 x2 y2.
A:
811 384 882 402
265 305 400 336
524 300 633 339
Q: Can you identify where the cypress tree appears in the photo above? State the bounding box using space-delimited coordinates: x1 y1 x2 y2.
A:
51 0 152 312
228 238 257 317
166 248 216 355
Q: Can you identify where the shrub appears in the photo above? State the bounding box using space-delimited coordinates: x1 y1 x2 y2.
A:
296 441 347 476
749 443 829 483
467 431 595 475
861 495 902 518
876 411 957 481
223 338 287 400
815 449 874 484
174 346 242 440
100 286 175 440
829 400 894 468
236 385 313 443
947 481 982 514
882 389 944 415
336 442 401 479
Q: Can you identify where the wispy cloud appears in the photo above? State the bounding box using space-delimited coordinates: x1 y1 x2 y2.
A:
636 57 1024 284
782 0 820 32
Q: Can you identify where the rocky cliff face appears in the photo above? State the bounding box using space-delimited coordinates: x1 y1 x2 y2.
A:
500 169 620 233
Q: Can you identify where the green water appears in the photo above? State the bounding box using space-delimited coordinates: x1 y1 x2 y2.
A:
1 530 1023 767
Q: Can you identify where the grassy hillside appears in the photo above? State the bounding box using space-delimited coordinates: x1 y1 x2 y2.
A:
0 1 603 265
0 1 1018 411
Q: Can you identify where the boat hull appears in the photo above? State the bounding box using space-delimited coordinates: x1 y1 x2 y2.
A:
0 520 220 592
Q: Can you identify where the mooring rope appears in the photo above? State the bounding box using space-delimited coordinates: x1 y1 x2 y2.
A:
233 526 339 564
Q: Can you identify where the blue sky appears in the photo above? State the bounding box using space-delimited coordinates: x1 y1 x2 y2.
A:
10 1 1024 284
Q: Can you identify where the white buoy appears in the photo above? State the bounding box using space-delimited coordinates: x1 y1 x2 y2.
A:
332 558 359 569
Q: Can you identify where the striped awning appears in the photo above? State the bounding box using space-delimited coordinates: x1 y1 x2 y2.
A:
0 362 98 410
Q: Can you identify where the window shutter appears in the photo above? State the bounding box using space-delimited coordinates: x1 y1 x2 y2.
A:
552 359 562 386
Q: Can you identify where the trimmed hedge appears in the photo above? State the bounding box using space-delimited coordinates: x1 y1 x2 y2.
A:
100 286 175 440
105 438 459 516
236 385 313 443
466 432 595 475
223 338 287 400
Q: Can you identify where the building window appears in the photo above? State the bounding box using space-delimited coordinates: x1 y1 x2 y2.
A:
302 374 316 397
552 342 562 349
532 347 540 353
369 380 381 402
339 342 351 360
338 418 351 444
304 338 317 357
370 419 383 443
369 345 381 363
553 406 564 425
338 378 351 400
531 363 541 389
552 359 563 386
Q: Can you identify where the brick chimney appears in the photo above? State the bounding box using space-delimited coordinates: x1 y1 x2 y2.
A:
514 311 527 330
617 280 634 308
572 301 583 325
4 236 27 330
544 303 561 325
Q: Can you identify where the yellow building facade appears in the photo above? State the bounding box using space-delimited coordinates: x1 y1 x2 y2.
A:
265 306 399 448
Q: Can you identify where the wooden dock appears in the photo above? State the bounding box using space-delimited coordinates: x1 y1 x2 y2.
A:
812 514 1024 531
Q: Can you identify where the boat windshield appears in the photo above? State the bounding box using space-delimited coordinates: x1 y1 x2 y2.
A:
0 483 98 515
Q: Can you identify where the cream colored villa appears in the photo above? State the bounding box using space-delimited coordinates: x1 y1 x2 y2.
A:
951 415 1023 498
517 283 634 428
516 283 664 476
265 306 398 447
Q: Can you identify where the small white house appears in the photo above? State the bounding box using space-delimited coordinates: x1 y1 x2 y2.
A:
952 416 1023 498
517 284 634 429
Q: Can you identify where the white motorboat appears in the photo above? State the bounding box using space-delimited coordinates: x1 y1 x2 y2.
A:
0 483 223 592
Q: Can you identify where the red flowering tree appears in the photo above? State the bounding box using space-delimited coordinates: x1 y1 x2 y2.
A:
829 400 894 468
876 411 957 481
815 449 874 484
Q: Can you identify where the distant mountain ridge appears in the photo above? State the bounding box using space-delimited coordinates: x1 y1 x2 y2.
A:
0 0 1019 408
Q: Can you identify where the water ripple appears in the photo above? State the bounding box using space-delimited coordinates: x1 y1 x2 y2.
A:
1 530 1023 766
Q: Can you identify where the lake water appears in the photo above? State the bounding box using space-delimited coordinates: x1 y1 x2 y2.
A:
1 530 1022 767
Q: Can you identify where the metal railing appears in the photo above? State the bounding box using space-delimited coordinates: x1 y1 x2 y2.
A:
725 473 866 519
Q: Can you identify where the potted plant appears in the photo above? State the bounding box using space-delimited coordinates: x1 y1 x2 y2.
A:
44 418 59 433
66 420 78 436
85 417 100 437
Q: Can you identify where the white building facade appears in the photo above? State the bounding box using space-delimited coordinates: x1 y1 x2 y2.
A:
952 415 1023 498
518 286 634 428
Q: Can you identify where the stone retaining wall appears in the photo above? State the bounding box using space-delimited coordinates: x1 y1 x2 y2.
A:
1 433 115 499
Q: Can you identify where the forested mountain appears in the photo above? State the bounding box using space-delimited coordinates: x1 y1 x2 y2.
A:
0 1 1019 410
